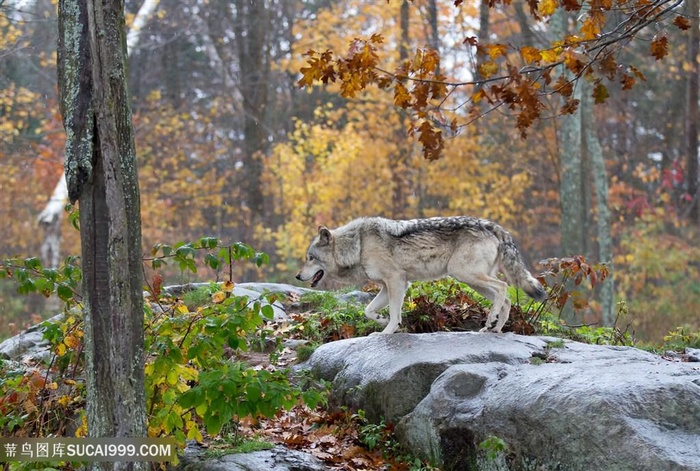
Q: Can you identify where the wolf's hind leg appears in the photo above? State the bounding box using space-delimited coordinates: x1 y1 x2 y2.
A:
453 273 509 333
365 284 389 326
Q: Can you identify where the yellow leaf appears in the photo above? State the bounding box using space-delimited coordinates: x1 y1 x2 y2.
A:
521 46 542 63
478 61 499 79
58 395 71 408
486 43 508 60
538 0 559 16
541 48 561 63
56 343 66 356
580 18 599 40
212 291 226 304
166 369 179 386
187 424 203 442
221 280 234 293
64 334 80 349
394 82 412 108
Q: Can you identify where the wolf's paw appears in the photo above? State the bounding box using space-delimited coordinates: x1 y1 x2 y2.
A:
379 324 399 335
479 325 501 333
365 312 389 326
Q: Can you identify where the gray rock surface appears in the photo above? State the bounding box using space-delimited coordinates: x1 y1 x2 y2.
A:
175 445 330 471
302 332 700 471
0 313 62 362
687 347 700 362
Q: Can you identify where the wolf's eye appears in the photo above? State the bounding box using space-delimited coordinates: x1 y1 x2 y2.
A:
308 255 315 261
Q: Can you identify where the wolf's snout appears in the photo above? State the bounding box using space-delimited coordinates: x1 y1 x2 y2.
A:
295 272 302 281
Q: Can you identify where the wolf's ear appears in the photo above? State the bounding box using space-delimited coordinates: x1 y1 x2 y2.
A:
318 226 332 246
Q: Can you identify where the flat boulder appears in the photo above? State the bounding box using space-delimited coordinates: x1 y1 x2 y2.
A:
176 445 330 471
301 332 700 471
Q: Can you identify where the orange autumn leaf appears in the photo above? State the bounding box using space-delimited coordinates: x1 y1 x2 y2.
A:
650 35 668 60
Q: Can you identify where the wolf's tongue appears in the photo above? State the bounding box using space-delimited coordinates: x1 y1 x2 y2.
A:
311 270 324 287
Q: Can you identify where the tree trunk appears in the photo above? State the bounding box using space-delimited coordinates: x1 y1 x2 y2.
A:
474 0 490 94
235 0 270 220
58 1 146 469
551 10 587 324
687 0 699 224
39 0 159 268
390 0 411 218
582 87 615 326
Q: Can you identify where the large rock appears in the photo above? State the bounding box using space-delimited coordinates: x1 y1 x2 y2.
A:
302 332 700 471
176 444 330 471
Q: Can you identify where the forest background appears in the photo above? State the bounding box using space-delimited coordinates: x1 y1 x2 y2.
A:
1 0 699 343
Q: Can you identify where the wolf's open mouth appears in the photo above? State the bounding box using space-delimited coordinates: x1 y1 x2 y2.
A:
310 270 324 287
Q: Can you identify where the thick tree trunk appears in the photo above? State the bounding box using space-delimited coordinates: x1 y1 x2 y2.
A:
58 1 146 469
235 0 270 220
39 0 159 267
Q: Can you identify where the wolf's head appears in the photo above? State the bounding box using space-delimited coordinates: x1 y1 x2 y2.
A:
295 226 337 287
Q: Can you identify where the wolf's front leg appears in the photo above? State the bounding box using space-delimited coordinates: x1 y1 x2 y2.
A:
365 284 389 326
381 279 408 334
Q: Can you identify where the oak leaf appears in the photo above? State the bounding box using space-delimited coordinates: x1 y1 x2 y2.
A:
486 43 508 59
521 46 542 63
592 82 609 104
478 61 499 79
564 50 585 75
650 35 668 61
673 16 691 30
554 74 574 97
561 98 580 114
560 0 581 10
538 0 559 16
580 17 599 40
541 48 561 63
415 120 444 161
394 82 412 108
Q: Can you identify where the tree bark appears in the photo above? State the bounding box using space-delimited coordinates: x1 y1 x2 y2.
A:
474 0 490 94
39 0 159 268
551 10 587 324
582 87 615 326
390 0 411 218
234 0 270 220
686 0 699 224
58 1 146 469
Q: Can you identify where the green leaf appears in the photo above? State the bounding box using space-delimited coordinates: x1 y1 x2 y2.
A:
57 284 74 302
179 388 204 409
204 253 221 270
261 304 275 320
205 414 223 436
24 257 42 270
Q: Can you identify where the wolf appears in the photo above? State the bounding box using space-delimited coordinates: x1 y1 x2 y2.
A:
296 216 546 334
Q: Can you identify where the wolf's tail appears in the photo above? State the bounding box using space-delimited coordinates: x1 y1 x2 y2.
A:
492 226 547 301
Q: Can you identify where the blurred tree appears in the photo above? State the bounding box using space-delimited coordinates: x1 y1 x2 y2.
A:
686 0 699 224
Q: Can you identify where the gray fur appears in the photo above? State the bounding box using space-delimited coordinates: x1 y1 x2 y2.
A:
296 216 546 334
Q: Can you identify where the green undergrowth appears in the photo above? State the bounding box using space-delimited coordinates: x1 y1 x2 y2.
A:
0 238 327 470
